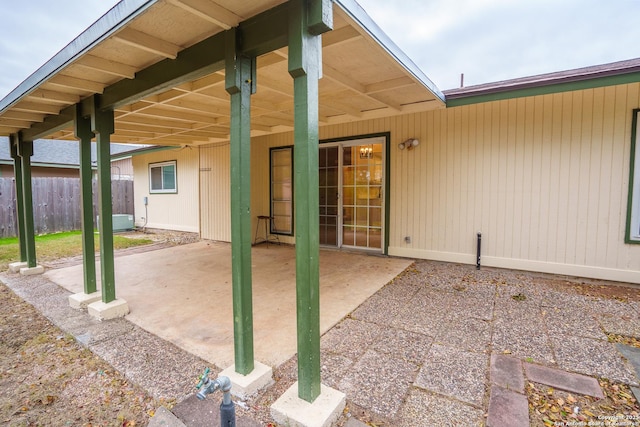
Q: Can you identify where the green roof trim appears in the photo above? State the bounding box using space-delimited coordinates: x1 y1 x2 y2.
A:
446 71 640 107
110 144 175 160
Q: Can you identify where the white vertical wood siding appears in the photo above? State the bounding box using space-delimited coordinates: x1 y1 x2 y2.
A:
198 83 640 283
132 147 200 233
199 143 231 241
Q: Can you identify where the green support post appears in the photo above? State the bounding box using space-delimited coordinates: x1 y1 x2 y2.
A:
8 135 27 262
288 0 331 403
89 96 117 303
75 105 97 295
16 137 37 268
225 28 255 375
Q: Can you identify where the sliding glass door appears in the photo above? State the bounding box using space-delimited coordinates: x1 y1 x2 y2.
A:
319 137 385 251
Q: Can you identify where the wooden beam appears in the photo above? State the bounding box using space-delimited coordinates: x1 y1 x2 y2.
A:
365 76 415 94
48 75 105 93
113 27 181 59
322 25 360 48
1 111 44 122
167 0 242 30
75 54 137 79
12 101 61 115
25 89 81 105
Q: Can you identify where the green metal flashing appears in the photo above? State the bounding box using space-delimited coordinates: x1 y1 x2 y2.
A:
382 132 391 256
446 72 640 108
226 27 256 376
75 105 97 293
626 109 640 245
111 144 174 160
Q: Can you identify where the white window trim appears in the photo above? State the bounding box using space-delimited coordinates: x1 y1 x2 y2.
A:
628 110 640 243
149 160 177 194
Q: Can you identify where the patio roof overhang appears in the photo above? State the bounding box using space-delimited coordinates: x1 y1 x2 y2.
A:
0 0 445 146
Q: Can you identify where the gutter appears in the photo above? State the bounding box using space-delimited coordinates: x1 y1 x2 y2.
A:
0 0 159 114
334 0 446 104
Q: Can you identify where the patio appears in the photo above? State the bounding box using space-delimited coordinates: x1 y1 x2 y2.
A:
3 250 640 425
43 241 411 369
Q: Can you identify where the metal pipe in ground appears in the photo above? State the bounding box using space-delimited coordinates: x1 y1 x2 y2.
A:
476 232 482 270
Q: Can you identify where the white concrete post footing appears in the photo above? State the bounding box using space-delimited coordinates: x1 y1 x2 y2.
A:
220 361 274 400
270 382 346 427
69 292 102 309
8 261 28 273
87 299 129 320
20 265 45 276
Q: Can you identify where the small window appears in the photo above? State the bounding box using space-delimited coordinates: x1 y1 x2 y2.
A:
628 110 640 243
149 161 177 194
270 147 293 235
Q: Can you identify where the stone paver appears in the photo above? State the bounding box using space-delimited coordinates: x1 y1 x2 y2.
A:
486 386 529 427
617 343 640 377
490 354 524 393
414 344 488 406
397 389 485 427
551 335 639 385
524 363 604 398
338 349 418 417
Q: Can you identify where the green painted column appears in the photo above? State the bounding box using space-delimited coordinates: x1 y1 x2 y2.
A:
89 96 116 303
16 137 37 268
75 105 97 295
288 0 331 403
8 135 27 262
225 28 256 375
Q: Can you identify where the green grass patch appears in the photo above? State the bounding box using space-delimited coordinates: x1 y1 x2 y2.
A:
0 231 154 270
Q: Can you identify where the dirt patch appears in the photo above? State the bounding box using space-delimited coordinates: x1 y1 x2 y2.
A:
527 378 640 426
0 282 169 426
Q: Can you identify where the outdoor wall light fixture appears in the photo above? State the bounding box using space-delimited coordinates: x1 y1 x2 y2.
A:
398 138 419 150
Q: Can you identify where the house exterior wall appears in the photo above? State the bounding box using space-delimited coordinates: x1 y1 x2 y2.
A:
132 147 200 233
197 82 640 283
111 157 134 180
199 143 231 241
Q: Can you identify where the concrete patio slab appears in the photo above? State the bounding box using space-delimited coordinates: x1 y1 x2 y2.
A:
45 241 411 369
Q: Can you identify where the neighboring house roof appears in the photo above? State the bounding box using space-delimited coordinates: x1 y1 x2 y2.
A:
0 138 147 169
445 57 640 106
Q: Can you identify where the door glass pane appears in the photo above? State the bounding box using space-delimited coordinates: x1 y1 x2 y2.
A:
341 142 383 250
319 147 339 246
271 147 293 234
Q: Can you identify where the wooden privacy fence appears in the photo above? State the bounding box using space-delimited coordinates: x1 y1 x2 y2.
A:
0 177 134 238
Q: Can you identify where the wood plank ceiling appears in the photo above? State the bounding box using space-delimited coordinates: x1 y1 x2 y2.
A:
0 0 444 146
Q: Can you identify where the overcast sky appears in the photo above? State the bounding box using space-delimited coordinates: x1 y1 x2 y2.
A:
0 0 639 100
